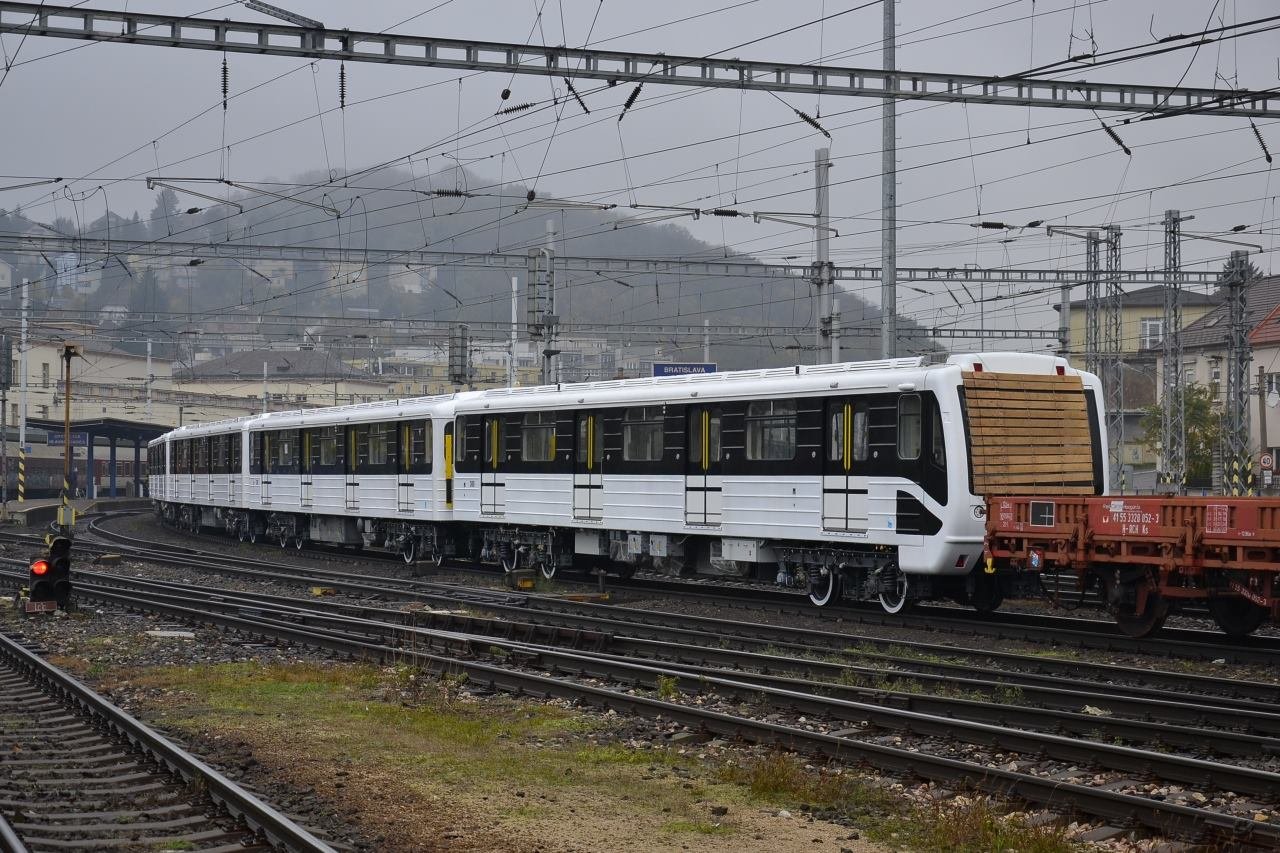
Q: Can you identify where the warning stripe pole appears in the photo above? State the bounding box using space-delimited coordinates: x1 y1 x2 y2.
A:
17 447 24 502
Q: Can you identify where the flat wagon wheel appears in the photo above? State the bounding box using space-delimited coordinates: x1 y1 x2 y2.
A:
537 554 557 581
1103 571 1169 638
401 538 417 565
1207 596 1268 638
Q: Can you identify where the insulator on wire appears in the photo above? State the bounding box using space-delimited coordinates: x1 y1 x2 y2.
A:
1252 120 1273 164
618 83 643 122
795 109 831 140
434 188 472 198
496 102 535 115
709 208 741 217
1100 121 1131 156
221 56 229 111
564 78 589 114
339 62 346 110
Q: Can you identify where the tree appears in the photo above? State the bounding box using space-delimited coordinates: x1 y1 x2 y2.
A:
148 188 180 240
1139 382 1223 486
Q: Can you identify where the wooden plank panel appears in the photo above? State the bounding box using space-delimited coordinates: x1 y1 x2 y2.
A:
964 372 1083 385
966 388 1088 401
971 450 1094 463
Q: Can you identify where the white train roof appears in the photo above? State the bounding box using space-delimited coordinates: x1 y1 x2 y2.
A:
455 352 1079 414
151 352 1083 441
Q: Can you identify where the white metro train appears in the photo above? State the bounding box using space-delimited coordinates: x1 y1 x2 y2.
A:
150 352 1106 613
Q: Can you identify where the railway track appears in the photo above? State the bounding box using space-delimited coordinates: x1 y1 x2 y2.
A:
2 550 1277 846
0 626 337 852
76 513 1280 665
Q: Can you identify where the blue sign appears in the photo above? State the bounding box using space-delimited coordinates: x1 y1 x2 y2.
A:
46 432 88 447
653 362 717 377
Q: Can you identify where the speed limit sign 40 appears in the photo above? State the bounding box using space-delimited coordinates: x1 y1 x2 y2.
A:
1262 453 1274 471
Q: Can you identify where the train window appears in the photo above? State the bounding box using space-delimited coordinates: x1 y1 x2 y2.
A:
211 435 226 474
353 426 370 467
522 411 556 462
898 395 922 460
276 430 299 470
483 417 503 466
251 433 263 474
404 420 431 473
746 400 796 461
853 404 869 461
828 409 844 462
930 403 946 467
368 423 394 466
310 426 338 467
576 415 603 467
455 417 468 463
230 433 242 473
622 406 664 462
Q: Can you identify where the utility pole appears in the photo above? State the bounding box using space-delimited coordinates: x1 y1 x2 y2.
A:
1103 225 1124 491
0 333 10 521
58 344 78 535
1259 365 1270 493
814 147 834 363
1084 231 1101 377
509 275 518 388
1223 250 1252 495
18 278 27 503
1160 209 1191 493
545 220 559 385
831 297 841 363
703 319 710 363
881 0 897 359
145 339 153 420
262 361 268 414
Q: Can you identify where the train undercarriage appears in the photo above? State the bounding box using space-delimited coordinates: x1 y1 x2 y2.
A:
155 501 1031 615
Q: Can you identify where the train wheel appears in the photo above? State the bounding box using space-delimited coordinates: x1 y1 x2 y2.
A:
1105 575 1169 638
248 529 259 545
500 550 519 573
279 531 290 549
1207 597 1267 638
294 536 305 551
970 572 1004 615
402 539 417 565
808 566 841 608
538 557 557 581
238 525 248 543
877 563 909 615
430 550 445 568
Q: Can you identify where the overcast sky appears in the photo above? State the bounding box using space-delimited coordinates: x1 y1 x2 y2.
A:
1 0 1276 345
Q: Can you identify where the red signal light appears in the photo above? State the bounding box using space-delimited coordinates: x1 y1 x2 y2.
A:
30 559 50 576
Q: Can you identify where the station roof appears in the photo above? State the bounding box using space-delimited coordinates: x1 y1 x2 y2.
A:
23 417 170 445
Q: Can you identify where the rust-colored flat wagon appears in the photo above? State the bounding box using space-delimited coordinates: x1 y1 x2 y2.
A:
984 495 1280 637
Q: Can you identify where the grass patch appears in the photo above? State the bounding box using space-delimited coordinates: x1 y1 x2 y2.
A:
719 752 1078 852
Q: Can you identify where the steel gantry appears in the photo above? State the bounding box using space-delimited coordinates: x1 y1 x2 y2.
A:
0 3 1276 117
0 234 1226 289
1160 210 1189 492
1103 226 1124 491
1223 250 1252 496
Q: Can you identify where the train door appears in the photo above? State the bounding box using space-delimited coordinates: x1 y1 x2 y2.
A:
300 431 313 507
823 398 869 531
443 421 455 509
480 414 504 515
259 432 272 506
228 433 241 505
398 422 418 513
573 412 603 520
684 406 722 525
345 427 359 511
